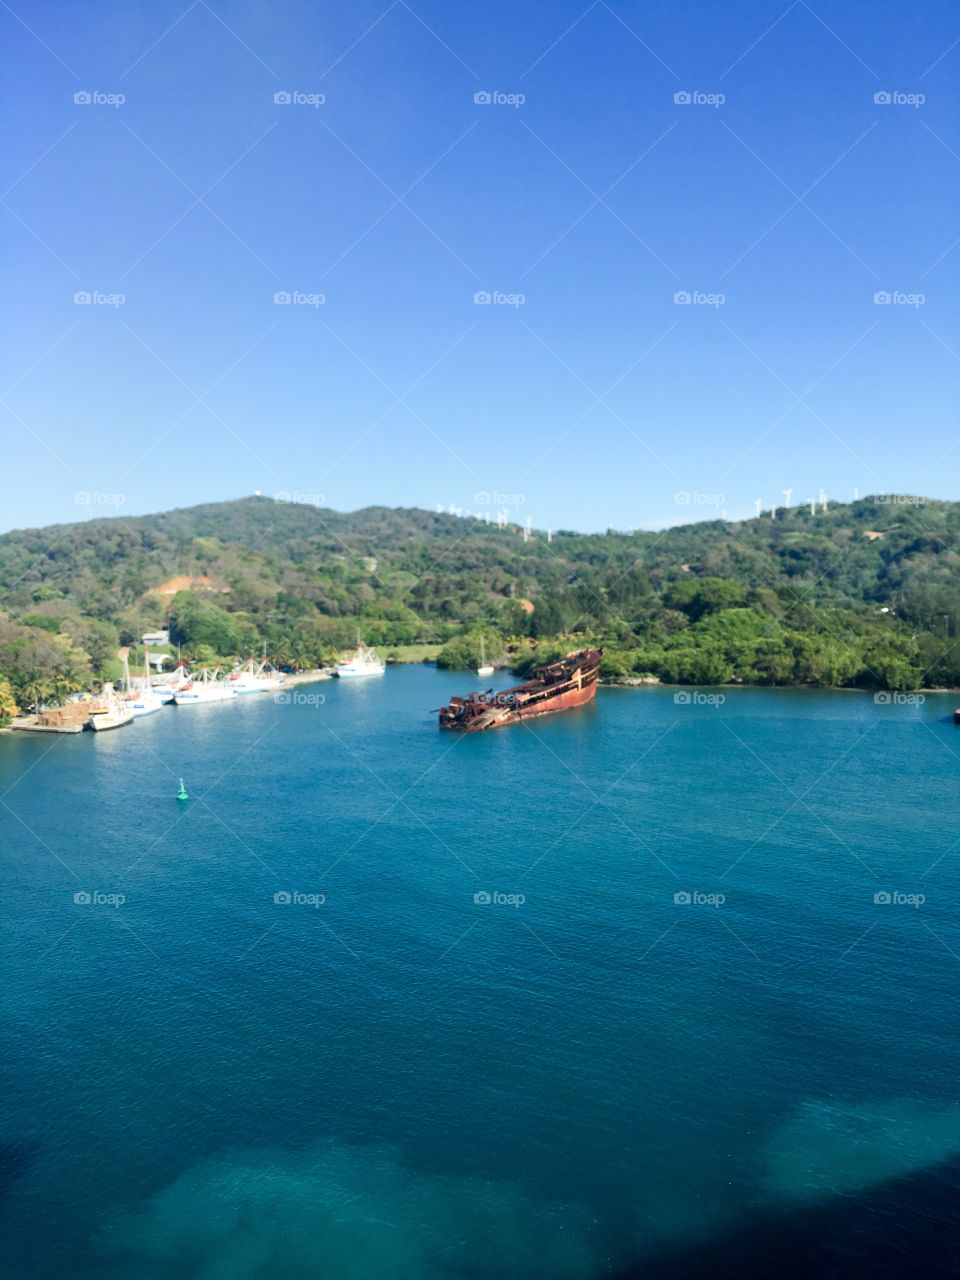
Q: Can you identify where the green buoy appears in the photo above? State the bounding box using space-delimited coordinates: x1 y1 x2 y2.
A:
177 778 189 802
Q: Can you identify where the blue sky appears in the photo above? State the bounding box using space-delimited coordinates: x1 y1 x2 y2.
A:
2 0 958 533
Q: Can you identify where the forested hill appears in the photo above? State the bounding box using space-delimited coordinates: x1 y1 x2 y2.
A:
0 493 958 712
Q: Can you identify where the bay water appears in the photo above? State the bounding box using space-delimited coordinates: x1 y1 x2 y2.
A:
2 668 959 1277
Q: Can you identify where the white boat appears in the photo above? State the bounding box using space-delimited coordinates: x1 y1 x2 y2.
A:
476 636 494 679
229 657 286 693
88 706 135 731
256 662 285 690
230 673 266 694
87 686 135 731
173 667 236 704
154 660 192 701
120 652 165 717
335 643 385 678
124 688 165 717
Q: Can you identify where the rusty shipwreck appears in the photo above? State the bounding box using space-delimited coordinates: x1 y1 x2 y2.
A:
437 648 602 732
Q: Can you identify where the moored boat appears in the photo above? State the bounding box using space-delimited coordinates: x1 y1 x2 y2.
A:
124 688 165 717
335 643 385 678
476 635 494 679
144 660 178 704
87 688 135 731
174 667 235 704
438 648 602 732
88 707 135 731
229 657 286 693
120 652 165 717
156 659 192 701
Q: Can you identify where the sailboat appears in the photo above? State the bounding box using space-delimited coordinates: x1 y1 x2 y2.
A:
121 652 165 717
173 666 236 704
158 655 193 700
146 649 176 703
87 684 135 731
476 636 494 678
229 654 286 693
335 640 385 678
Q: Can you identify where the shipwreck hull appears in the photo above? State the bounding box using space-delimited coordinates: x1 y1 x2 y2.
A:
437 648 602 732
480 677 597 729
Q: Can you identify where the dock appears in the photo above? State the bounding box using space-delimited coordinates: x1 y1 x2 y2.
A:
11 716 84 734
11 703 93 734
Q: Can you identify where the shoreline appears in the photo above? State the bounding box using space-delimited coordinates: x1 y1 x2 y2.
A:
600 677 958 694
278 669 334 686
3 672 957 734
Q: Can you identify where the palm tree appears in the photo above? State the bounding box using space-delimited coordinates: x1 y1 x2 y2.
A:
51 675 79 706
0 676 19 724
22 677 54 714
271 640 293 671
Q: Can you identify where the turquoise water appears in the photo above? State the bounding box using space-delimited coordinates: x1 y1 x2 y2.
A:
3 669 960 1277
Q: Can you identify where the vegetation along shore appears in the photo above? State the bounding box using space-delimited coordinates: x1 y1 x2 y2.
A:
0 493 957 723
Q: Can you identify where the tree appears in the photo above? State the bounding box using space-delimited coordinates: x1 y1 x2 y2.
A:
530 597 565 638
167 592 245 656
862 653 922 691
750 640 795 685
792 636 859 687
436 632 505 671
674 647 734 685
0 676 19 724
600 651 632 678
21 677 54 713
665 578 748 621
74 618 120 675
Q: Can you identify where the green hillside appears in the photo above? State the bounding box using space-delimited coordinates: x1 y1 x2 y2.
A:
1 494 958 717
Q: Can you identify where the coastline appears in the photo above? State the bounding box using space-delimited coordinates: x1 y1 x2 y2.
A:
4 669 957 736
600 677 958 694
279 669 333 686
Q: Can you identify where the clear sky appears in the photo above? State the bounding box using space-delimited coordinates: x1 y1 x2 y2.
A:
2 0 958 533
